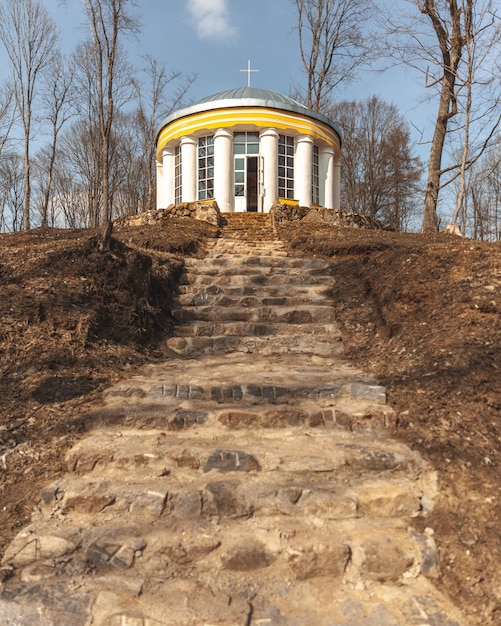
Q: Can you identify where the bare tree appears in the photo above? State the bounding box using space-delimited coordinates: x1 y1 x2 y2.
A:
80 0 139 226
37 53 75 227
292 0 374 112
384 0 501 231
331 96 423 229
0 152 25 232
134 56 196 212
0 0 58 230
0 81 16 161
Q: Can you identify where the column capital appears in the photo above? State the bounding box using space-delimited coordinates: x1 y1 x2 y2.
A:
214 128 233 140
296 134 314 145
180 135 197 147
319 144 335 156
259 127 280 139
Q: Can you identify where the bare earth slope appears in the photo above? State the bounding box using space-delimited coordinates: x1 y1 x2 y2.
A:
0 218 499 623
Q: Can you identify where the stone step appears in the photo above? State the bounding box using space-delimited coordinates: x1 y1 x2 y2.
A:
172 320 340 337
81 395 395 433
0 570 463 626
176 284 333 306
102 378 384 407
166 333 344 358
179 271 334 287
62 427 426 483
171 304 337 324
184 255 330 271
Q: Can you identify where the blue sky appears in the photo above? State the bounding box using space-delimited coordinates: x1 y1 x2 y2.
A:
0 0 434 155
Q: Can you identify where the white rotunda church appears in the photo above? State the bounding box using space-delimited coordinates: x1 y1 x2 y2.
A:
156 87 342 214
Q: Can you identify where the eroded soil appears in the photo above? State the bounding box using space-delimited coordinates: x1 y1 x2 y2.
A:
0 218 500 624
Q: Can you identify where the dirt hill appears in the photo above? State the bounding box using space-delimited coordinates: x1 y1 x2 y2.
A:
0 217 499 624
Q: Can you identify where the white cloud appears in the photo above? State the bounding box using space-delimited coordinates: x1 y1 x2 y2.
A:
187 0 237 41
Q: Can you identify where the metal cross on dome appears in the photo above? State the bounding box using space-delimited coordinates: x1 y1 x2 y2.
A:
240 59 259 87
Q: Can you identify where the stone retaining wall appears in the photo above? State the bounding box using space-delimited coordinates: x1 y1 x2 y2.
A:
115 201 386 231
115 201 222 228
269 201 387 230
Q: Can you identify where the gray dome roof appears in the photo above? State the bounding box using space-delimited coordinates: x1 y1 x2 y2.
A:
195 87 309 110
157 87 342 140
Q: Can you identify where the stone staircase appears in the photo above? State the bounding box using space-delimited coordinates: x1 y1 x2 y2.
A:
0 213 467 625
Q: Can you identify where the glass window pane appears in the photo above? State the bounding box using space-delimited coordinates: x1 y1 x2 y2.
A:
248 144 259 154
234 134 246 143
234 144 246 154
208 167 214 178
235 172 245 183
235 158 245 170
207 145 214 155
207 156 214 166
235 184 245 196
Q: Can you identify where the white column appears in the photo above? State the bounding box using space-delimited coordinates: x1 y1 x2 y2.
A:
320 146 335 210
180 136 197 203
333 154 341 210
214 128 233 213
259 128 279 212
159 147 175 208
156 160 163 209
295 135 314 208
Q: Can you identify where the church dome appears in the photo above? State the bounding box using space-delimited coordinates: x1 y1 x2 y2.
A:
158 87 342 139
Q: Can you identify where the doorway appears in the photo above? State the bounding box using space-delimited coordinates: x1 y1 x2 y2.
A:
246 156 258 212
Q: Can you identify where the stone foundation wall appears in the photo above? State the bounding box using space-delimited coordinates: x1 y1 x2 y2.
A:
269 201 387 230
115 201 222 228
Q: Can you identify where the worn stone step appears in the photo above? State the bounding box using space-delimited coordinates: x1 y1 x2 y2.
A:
177 282 332 298
185 256 329 270
63 427 420 481
172 320 340 337
176 286 333 307
102 378 385 409
179 271 334 287
81 396 395 433
171 304 337 324
166 333 344 358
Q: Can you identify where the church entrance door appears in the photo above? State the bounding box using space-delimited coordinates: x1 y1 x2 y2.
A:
246 156 258 212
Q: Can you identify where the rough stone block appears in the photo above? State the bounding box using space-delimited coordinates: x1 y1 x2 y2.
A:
168 410 208 430
203 480 252 518
164 535 221 565
358 482 421 518
2 529 76 568
203 450 261 473
169 489 202 518
288 541 351 580
302 491 358 520
350 383 387 404
62 484 116 515
86 529 146 570
218 411 260 428
359 536 414 582
221 540 275 571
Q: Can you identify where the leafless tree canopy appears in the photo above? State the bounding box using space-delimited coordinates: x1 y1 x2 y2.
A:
383 0 501 232
331 96 423 230
0 0 58 230
292 0 374 112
